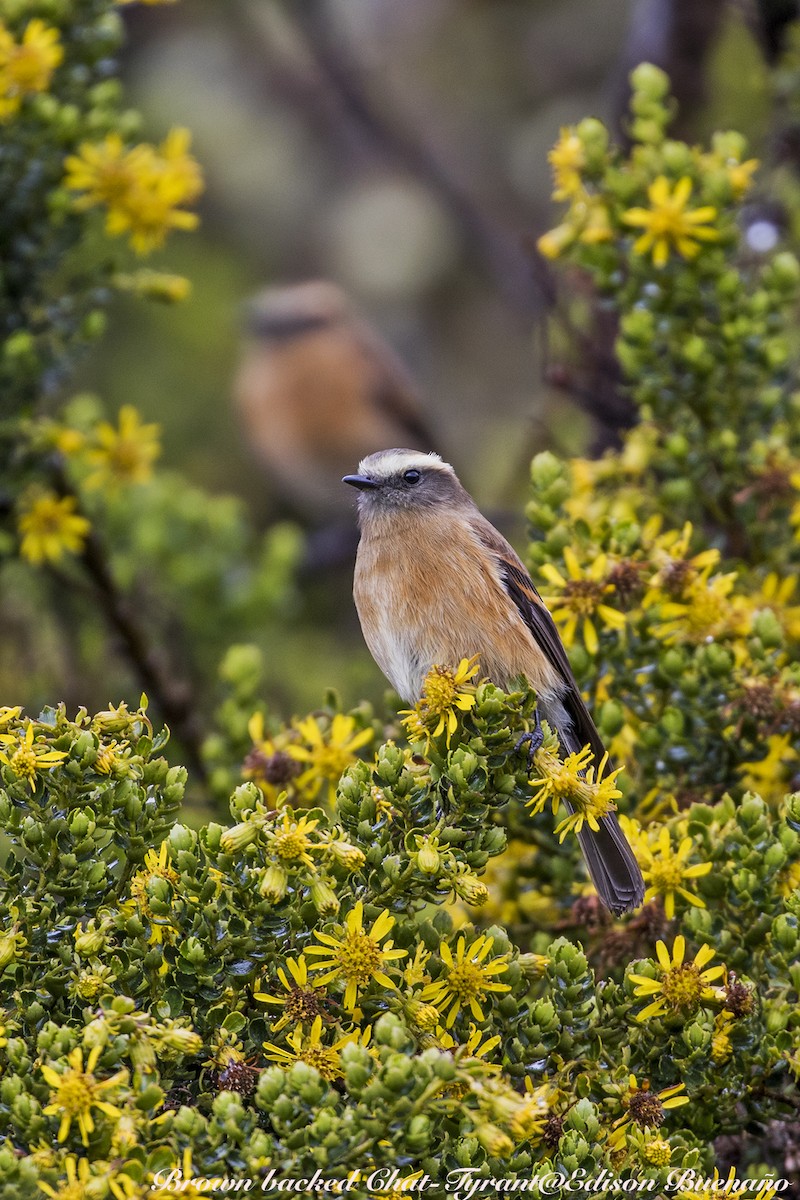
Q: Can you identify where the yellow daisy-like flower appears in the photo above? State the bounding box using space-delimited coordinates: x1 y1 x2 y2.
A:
548 127 585 200
243 712 301 804
64 134 152 209
263 1015 354 1081
402 656 481 748
83 405 161 490
124 841 180 946
607 1074 689 1151
265 811 321 871
17 489 90 567
649 564 745 645
539 549 626 655
289 713 373 797
0 19 63 120
254 955 328 1032
305 900 407 1011
640 827 712 920
0 721 68 790
527 743 623 842
623 176 719 268
41 1045 126 1147
420 934 511 1027
104 129 202 256
628 935 725 1023
64 129 202 256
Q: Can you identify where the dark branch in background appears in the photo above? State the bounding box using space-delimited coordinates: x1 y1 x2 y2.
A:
751 0 800 64
50 466 208 783
610 0 731 143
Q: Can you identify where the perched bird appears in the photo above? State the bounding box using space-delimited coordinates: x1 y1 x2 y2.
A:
343 448 644 915
234 281 438 522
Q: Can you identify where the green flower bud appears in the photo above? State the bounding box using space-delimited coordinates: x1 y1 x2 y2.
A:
452 873 488 906
752 609 784 648
475 1122 513 1158
405 1000 440 1031
416 838 441 875
530 451 564 490
310 877 340 916
327 840 365 871
260 864 288 904
630 62 670 100
221 821 259 854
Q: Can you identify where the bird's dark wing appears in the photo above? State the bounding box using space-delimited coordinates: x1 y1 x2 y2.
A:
500 557 608 765
474 517 644 914
473 519 607 765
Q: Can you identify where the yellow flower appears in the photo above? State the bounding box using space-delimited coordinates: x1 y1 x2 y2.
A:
64 129 202 256
0 19 63 120
539 549 626 654
243 712 301 804
623 176 719 268
124 842 180 946
548 127 585 200
650 567 744 644
265 810 321 871
64 134 153 209
628 935 725 1022
254 955 327 1032
38 1155 93 1200
0 722 68 790
527 743 623 841
405 655 480 744
420 934 511 1027
726 156 759 198
17 490 90 566
0 921 27 968
305 900 407 1010
263 1015 354 1081
711 1009 736 1063
640 827 712 919
289 713 373 797
41 1045 126 1146
83 405 161 490
104 129 203 255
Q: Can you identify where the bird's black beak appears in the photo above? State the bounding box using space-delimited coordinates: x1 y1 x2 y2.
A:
342 474 379 491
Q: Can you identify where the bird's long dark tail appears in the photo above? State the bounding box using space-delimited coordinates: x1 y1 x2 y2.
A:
558 699 645 916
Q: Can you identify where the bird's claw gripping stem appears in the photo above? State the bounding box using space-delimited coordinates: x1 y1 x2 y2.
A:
515 707 544 772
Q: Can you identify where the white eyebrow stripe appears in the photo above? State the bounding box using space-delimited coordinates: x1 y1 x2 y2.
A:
357 449 449 477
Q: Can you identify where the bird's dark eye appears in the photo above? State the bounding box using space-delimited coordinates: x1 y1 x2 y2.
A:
403 469 421 485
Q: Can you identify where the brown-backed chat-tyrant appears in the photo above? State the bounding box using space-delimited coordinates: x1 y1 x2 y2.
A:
343 448 644 915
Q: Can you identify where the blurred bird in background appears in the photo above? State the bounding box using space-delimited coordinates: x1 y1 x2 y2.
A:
233 282 440 544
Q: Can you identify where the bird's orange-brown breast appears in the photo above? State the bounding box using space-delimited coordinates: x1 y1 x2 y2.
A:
353 506 564 703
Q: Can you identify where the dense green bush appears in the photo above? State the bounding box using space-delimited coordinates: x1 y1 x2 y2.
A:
2 3 800 1196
